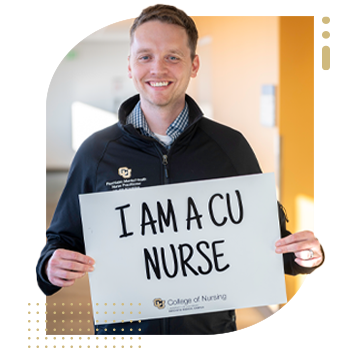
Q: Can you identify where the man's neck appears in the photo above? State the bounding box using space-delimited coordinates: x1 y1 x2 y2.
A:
140 98 186 136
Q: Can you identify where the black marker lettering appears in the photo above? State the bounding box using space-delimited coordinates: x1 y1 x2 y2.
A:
144 247 161 280
115 204 133 238
186 197 203 230
212 240 230 272
141 202 157 235
208 193 228 227
178 243 199 276
226 191 244 224
161 244 178 278
157 200 178 233
196 241 213 275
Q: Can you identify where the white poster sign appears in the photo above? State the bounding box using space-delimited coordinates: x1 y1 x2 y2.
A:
79 173 286 325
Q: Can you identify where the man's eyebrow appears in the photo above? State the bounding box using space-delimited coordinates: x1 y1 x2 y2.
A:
135 48 152 55
134 49 186 57
168 49 185 57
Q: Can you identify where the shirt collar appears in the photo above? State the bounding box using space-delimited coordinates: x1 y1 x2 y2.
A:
126 101 189 148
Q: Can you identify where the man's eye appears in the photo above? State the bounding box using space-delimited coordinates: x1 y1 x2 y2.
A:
169 56 178 61
140 56 150 60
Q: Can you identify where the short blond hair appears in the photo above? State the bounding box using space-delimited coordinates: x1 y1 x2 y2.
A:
130 4 198 61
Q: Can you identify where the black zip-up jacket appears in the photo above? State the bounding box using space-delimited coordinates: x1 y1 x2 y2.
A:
37 94 320 334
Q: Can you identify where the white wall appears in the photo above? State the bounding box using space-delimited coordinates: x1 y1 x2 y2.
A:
46 40 137 169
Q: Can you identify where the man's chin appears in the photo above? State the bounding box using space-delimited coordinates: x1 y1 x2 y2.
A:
143 97 172 108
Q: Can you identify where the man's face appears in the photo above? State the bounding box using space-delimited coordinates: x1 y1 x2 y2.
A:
128 20 199 112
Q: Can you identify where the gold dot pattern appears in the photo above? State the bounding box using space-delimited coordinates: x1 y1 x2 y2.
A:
43 303 142 334
94 302 142 332
29 301 142 348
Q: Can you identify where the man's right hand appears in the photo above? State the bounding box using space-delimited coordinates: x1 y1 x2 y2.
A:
45 249 95 288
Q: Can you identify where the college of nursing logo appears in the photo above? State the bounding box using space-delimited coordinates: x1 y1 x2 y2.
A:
153 298 166 309
118 167 132 179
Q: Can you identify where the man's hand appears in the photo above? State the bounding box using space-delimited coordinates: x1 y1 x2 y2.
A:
45 249 95 288
275 230 323 268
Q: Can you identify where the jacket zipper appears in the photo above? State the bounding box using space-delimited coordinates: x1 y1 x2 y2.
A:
154 143 170 185
162 154 169 184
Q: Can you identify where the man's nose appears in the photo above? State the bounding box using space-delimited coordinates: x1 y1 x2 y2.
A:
150 58 168 75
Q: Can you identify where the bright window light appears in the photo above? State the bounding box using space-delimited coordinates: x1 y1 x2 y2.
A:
71 101 118 152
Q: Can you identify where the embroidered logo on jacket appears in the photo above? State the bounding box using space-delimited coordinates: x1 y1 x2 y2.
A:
118 167 132 179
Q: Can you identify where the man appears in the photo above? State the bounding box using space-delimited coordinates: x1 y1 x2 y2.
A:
37 4 324 334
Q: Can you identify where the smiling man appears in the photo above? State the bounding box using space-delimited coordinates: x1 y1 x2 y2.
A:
127 18 199 136
37 4 324 335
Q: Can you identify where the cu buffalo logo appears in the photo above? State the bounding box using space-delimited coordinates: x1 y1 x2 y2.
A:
153 298 166 309
118 167 132 179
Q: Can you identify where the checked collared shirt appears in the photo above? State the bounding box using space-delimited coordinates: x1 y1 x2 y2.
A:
126 101 189 149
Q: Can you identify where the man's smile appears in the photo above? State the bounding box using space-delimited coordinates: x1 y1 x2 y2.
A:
147 81 172 87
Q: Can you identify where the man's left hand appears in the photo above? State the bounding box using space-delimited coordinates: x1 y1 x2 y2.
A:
275 230 323 268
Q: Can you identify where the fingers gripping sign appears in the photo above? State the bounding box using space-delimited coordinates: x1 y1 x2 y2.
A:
275 230 324 268
46 249 95 288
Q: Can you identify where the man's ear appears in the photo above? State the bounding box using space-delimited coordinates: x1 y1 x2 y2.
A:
127 55 132 79
190 55 200 78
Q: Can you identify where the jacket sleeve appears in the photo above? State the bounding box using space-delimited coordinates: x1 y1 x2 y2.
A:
36 135 99 296
278 202 324 275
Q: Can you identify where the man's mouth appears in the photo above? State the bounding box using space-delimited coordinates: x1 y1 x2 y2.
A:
148 81 171 87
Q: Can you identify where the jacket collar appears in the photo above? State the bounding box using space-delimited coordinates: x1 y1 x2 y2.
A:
117 94 204 127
